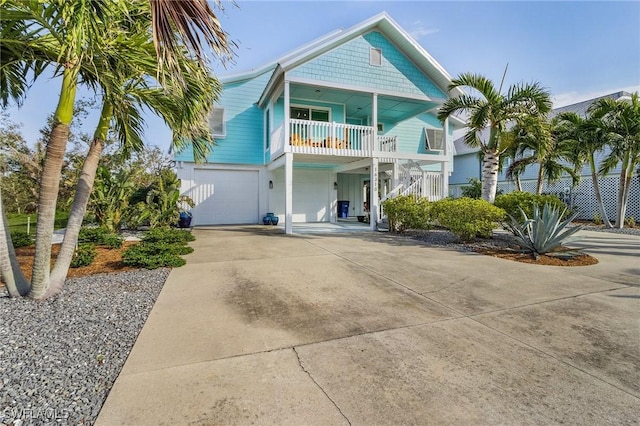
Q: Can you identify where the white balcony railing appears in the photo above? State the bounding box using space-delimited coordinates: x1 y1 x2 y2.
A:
270 120 401 159
288 119 377 156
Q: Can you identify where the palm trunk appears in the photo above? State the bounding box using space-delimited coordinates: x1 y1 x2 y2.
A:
536 162 544 195
615 153 631 229
481 149 500 203
29 68 77 299
48 102 112 292
0 188 30 296
516 175 522 192
589 154 612 228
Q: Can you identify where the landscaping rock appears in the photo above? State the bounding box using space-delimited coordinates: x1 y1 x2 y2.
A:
0 268 169 425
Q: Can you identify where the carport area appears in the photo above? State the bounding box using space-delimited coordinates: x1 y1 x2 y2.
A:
97 227 640 425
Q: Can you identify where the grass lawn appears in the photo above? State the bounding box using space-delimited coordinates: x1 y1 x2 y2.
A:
7 211 70 234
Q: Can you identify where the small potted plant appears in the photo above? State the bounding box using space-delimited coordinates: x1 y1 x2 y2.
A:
178 195 195 228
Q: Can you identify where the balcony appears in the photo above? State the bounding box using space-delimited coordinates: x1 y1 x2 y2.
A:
269 119 397 159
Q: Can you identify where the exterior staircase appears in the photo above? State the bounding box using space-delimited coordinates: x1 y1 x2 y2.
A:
378 159 445 230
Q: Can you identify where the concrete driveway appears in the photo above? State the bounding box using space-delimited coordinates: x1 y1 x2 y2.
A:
97 227 639 425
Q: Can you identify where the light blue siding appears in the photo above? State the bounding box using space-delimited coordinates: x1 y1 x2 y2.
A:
174 69 274 164
289 31 445 99
384 113 442 155
451 153 481 185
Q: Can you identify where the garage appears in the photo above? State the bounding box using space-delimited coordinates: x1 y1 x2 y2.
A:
190 169 260 225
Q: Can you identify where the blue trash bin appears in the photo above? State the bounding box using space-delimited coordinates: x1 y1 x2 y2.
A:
337 200 350 218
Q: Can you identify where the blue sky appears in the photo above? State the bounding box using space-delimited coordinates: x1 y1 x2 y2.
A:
6 0 640 152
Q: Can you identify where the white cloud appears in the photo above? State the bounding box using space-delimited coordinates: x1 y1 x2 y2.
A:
552 85 640 108
408 20 439 40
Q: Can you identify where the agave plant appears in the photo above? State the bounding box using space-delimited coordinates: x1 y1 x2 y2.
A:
507 203 583 257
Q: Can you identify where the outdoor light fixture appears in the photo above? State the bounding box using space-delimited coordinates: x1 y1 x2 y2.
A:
334 182 338 190
315 89 321 93
269 180 273 189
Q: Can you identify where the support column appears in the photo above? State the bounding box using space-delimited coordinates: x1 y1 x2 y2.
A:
372 93 378 151
370 157 379 231
442 160 449 200
285 152 293 234
284 80 290 152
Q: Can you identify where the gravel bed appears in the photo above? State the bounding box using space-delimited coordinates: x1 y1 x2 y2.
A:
403 223 640 251
0 268 169 425
578 224 640 236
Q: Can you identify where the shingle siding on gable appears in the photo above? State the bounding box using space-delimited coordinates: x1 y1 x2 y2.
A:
289 31 445 99
174 70 273 164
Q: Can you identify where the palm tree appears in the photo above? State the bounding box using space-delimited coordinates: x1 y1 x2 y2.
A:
0 0 228 298
438 72 552 202
590 93 640 228
506 115 578 195
554 111 613 227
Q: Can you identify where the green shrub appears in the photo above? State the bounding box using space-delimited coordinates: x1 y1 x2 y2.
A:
122 228 195 269
71 243 97 268
11 231 34 248
432 197 506 241
592 213 603 225
142 227 195 244
494 192 568 226
506 203 582 256
625 216 636 228
78 226 124 248
122 241 192 269
381 196 431 232
460 178 482 199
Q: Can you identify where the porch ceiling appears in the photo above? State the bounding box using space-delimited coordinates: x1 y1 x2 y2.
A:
289 84 439 123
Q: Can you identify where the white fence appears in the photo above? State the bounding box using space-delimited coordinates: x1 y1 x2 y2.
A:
449 175 640 220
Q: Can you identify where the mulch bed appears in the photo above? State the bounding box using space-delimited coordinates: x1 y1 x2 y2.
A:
13 241 140 280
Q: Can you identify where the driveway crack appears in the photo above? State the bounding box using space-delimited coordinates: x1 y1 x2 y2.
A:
292 347 352 425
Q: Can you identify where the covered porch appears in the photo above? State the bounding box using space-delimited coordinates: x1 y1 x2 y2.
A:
267 153 448 234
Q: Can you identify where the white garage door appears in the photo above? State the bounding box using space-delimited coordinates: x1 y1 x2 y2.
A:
191 169 259 225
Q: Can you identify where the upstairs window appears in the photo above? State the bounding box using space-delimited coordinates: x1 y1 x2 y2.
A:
425 128 445 151
210 107 226 138
290 106 330 122
370 48 382 66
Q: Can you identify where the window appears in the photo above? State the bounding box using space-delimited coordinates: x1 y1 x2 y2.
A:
425 128 445 151
265 109 270 149
370 48 382 66
290 106 330 122
209 107 226 137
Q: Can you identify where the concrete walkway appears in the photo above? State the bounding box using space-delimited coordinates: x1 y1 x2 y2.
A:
97 227 639 425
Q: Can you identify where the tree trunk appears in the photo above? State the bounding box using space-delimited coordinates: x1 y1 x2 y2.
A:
481 149 500 203
49 101 112 292
615 153 631 229
0 188 30 296
29 69 77 299
49 138 105 291
516 176 522 192
589 155 612 228
536 164 544 195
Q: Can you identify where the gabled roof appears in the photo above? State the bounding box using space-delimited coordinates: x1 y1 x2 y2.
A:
221 12 464 102
550 91 632 118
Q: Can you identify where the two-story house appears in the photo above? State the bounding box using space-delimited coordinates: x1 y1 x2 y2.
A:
174 12 465 233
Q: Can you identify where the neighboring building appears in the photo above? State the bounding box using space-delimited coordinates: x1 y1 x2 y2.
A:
174 13 465 233
449 91 639 220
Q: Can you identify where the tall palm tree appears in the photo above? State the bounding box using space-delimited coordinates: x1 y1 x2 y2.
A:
590 93 640 228
0 0 228 298
506 115 578 195
438 72 552 202
554 111 613 227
